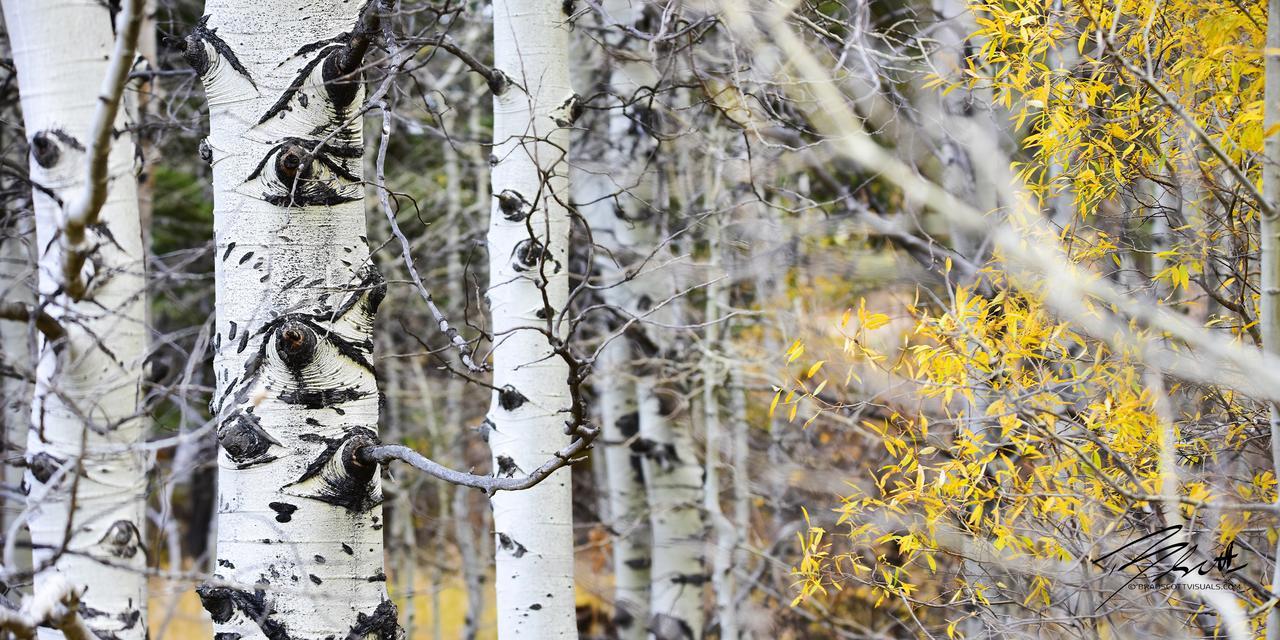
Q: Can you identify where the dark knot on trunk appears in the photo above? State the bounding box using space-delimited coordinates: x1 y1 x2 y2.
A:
274 143 311 189
274 321 317 370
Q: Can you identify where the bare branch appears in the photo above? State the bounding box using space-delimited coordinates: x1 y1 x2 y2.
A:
0 302 66 342
60 0 146 301
358 422 599 497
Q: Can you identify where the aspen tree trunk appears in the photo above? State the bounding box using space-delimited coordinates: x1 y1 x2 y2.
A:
0 214 33 572
184 2 398 637
3 1 150 636
488 1 578 637
636 87 708 640
571 2 656 636
701 225 736 640
595 335 650 639
1263 1 1280 639
455 88 489 640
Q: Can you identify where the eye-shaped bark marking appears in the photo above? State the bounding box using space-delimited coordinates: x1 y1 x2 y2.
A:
497 189 532 222
218 410 280 467
246 138 363 208
274 320 318 371
178 15 256 87
30 129 83 169
496 532 528 559
284 427 382 513
258 44 344 125
196 583 287 640
221 268 383 417
512 238 559 274
497 385 527 411
27 451 66 485
96 519 147 559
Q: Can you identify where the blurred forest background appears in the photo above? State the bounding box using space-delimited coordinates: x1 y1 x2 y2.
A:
3 0 1280 638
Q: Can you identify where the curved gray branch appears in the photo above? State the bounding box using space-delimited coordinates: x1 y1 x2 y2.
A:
359 424 599 497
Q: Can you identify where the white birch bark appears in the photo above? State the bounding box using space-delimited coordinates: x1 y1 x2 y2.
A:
2 1 149 637
1 210 34 577
574 2 705 635
595 334 650 638
184 2 398 637
570 2 657 636
488 1 578 637
701 230 735 640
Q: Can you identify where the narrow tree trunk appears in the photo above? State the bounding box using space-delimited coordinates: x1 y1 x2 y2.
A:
487 1 578 637
571 3 655 635
1263 1 1280 639
0 213 33 578
186 2 398 636
595 334 650 639
701 232 736 640
2 1 150 636
455 86 489 640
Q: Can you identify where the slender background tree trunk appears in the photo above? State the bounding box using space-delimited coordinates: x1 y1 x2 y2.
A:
487 0 578 637
2 1 150 637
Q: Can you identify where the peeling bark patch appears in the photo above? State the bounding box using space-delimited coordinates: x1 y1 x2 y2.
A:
498 385 527 411
344 599 399 640
196 584 286 640
268 502 298 523
496 533 528 559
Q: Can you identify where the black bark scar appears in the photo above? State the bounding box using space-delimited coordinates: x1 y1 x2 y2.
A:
185 15 257 88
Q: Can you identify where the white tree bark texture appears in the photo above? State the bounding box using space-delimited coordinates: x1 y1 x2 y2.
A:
184 2 398 637
571 2 657 637
573 2 707 636
0 213 34 570
1 1 150 637
487 0 580 637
